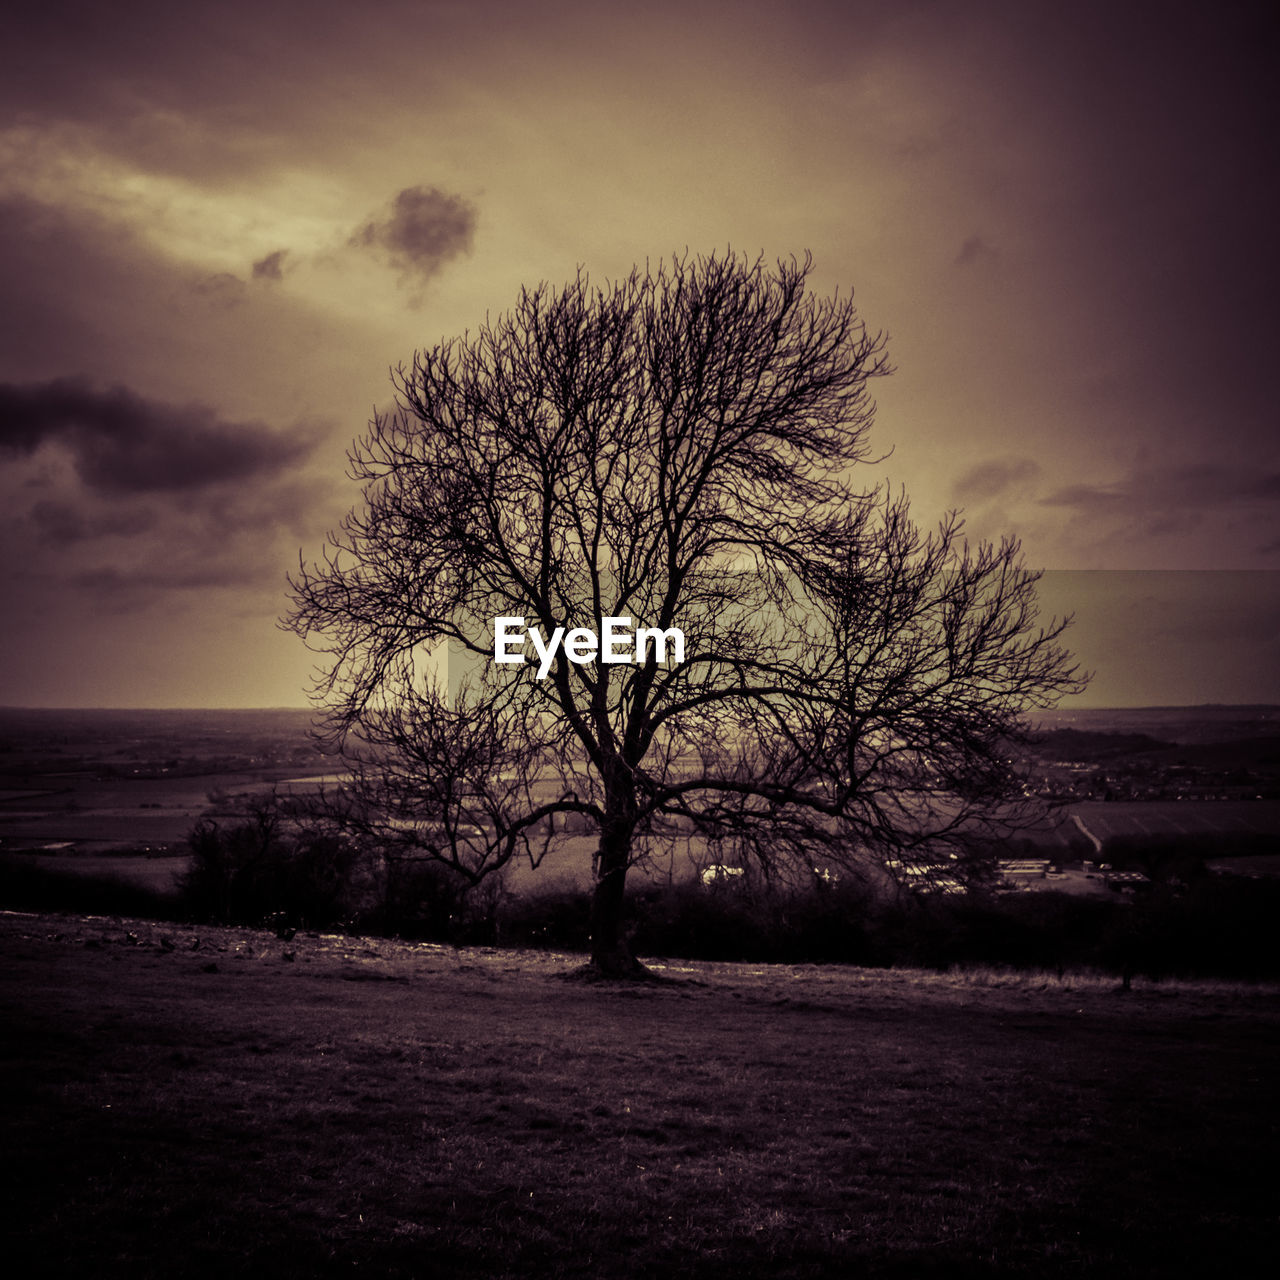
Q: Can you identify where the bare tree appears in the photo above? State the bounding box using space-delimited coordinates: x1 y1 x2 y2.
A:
285 251 1085 977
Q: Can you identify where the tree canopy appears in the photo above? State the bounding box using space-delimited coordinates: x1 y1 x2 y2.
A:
286 251 1085 977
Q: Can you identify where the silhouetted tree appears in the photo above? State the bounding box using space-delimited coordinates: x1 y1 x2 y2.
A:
286 251 1084 977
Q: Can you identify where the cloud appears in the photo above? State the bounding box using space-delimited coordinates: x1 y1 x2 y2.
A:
1042 466 1280 513
0 376 340 614
0 377 315 495
1034 569 1280 704
1033 464 1280 565
69 561 280 597
955 235 997 268
252 249 288 281
28 498 158 547
191 272 247 307
349 185 476 286
952 456 1040 503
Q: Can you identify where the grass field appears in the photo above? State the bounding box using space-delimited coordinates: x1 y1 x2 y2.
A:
1072 800 1280 845
1 910 1276 1277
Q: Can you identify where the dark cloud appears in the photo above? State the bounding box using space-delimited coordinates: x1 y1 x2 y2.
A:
0 380 342 618
252 250 288 281
350 185 477 286
0 196 250 383
0 1 395 182
1042 466 1280 513
0 193 357 623
1039 465 1280 560
191 272 246 307
952 456 1040 503
69 561 278 598
0 377 315 495
28 498 158 547
954 235 997 269
9 468 336 607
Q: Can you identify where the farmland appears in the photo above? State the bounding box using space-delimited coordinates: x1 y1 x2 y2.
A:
1071 800 1280 846
4 706 1280 902
0 707 328 889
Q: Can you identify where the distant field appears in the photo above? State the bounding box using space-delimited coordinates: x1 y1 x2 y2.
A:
1 813 199 844
1072 800 1280 846
0 771 269 847
9 787 1280 898
0 768 345 853
502 833 711 893
697 801 1280 864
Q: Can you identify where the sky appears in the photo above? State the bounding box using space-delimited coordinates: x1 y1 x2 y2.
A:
0 0 1277 708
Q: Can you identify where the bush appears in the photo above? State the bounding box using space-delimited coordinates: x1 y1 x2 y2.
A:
945 893 1123 973
497 887 593 953
375 856 508 944
179 814 363 929
1096 877 1280 981
630 875 1280 979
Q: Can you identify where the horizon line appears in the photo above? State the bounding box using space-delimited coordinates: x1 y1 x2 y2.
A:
1 702 1278 715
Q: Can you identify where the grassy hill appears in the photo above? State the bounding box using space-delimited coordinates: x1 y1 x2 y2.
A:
2 910 1276 1277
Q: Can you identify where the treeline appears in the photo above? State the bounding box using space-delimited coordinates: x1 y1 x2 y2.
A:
581 876 1280 982
2 815 1278 981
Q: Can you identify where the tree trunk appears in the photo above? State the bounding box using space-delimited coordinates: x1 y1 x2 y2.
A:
585 821 651 979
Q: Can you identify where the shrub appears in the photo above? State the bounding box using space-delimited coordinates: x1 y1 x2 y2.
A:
497 887 593 953
375 856 508 944
178 813 363 929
